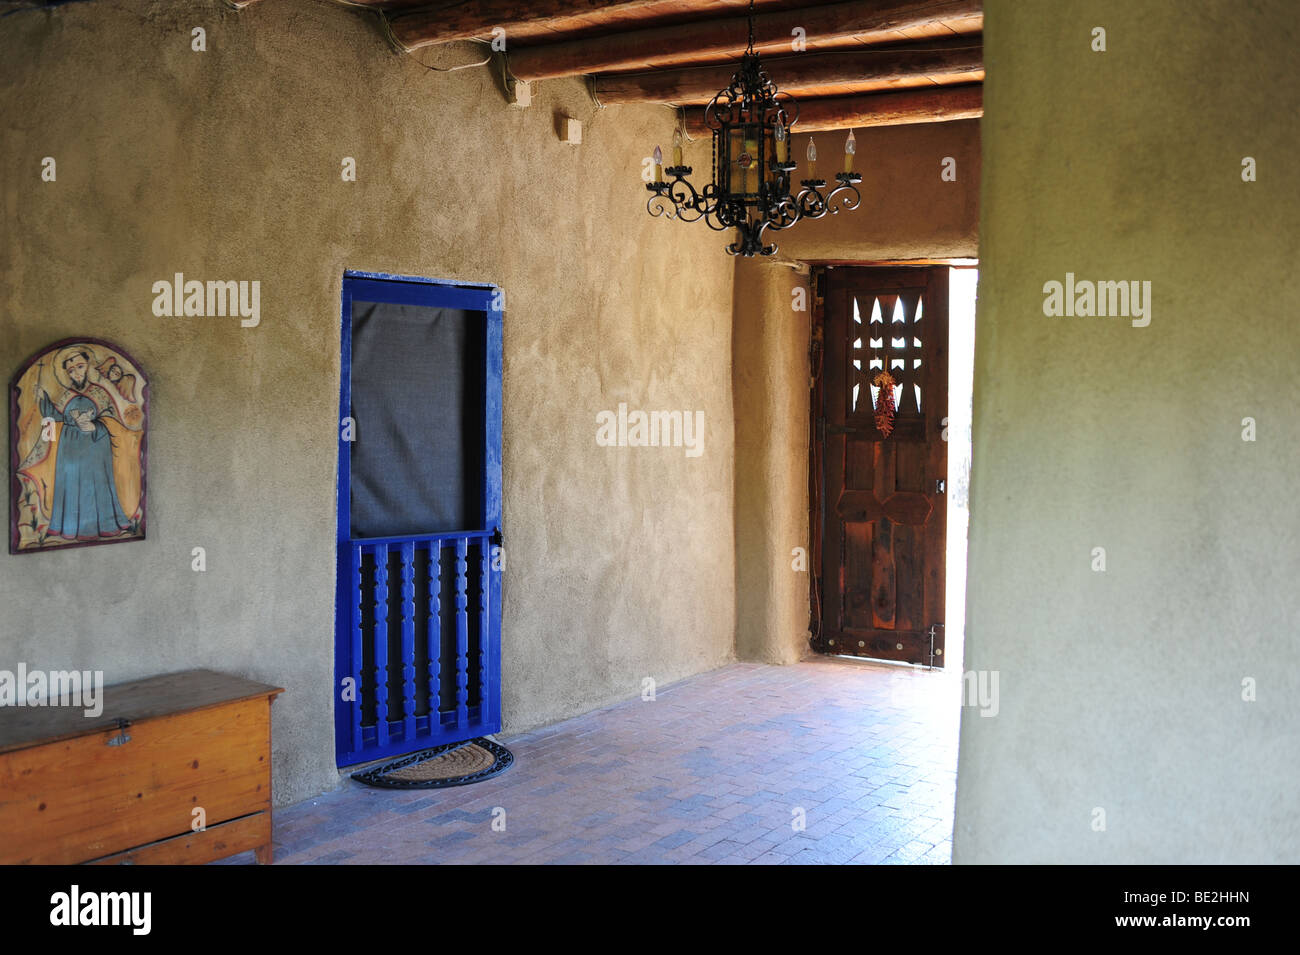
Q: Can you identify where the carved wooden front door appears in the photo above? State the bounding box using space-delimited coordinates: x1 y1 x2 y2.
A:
814 267 949 666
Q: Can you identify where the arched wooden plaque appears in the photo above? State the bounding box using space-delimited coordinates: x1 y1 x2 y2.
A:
10 338 148 554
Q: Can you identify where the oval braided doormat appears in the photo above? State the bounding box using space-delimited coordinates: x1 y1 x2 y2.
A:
351 738 513 789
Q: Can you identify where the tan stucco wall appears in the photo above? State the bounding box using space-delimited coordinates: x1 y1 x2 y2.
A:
0 0 736 806
954 0 1300 862
733 121 980 663
779 122 981 265
732 257 810 664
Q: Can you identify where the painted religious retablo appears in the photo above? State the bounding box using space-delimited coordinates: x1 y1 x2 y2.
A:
10 339 147 553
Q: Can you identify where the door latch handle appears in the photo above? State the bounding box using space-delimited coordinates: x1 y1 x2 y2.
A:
105 718 132 747
935 479 946 494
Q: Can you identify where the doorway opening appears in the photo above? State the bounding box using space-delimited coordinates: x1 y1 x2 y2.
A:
334 271 504 768
809 264 977 676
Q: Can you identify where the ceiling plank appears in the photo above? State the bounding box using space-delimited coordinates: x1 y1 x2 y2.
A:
508 0 981 81
594 36 981 105
387 0 674 49
683 83 983 136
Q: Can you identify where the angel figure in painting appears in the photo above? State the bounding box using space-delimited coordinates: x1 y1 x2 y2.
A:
98 356 139 406
11 340 147 552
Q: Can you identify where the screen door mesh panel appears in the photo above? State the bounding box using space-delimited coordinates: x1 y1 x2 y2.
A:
349 301 486 539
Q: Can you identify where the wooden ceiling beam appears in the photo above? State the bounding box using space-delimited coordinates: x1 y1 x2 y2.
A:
506 0 982 82
388 0 668 50
594 36 981 105
683 83 983 136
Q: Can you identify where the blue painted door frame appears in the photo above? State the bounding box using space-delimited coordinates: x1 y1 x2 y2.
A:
334 270 503 767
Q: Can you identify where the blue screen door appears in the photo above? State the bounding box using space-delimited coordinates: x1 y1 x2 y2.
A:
335 271 502 767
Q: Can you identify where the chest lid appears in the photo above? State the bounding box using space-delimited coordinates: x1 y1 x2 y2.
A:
0 668 284 755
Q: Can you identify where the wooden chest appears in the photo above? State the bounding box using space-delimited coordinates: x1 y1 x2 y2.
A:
0 669 284 865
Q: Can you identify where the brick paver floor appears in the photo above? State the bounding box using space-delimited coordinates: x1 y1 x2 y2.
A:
255 656 960 865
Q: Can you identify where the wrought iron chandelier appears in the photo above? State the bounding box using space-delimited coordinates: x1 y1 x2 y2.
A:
645 0 862 257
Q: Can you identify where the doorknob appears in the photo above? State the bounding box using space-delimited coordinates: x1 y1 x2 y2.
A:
935 479 946 494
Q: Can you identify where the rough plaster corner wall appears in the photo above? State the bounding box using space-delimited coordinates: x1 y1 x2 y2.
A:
955 0 1300 862
0 0 736 807
779 122 981 264
733 258 811 664
732 122 979 663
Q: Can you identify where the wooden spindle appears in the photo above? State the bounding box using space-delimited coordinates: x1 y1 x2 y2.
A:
374 543 390 746
400 541 417 741
351 543 364 752
455 537 469 728
427 539 442 723
478 538 490 719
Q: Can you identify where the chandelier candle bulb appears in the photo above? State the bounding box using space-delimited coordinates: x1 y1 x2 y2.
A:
775 124 788 163
844 130 856 174
653 145 663 182
807 137 818 180
672 130 683 168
